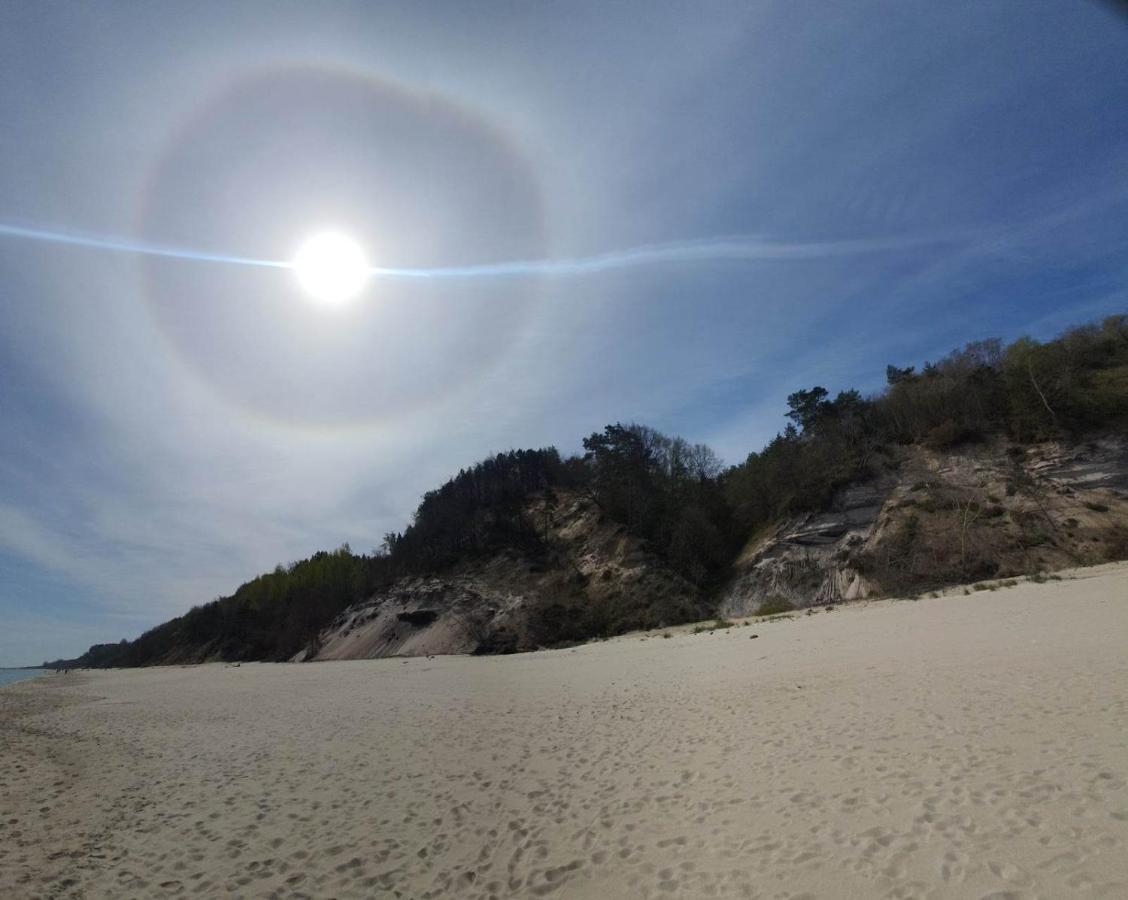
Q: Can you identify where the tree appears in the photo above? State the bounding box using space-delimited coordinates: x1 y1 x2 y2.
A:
886 364 916 385
785 386 830 433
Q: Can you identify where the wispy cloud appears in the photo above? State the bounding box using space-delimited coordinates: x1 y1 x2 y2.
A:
1 0 1126 665
0 220 967 281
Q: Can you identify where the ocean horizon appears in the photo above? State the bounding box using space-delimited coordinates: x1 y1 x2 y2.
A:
0 668 48 689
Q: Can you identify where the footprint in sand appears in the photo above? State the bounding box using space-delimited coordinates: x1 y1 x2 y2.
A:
988 860 1033 887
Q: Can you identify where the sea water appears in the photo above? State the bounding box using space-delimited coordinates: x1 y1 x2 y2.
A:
0 668 48 688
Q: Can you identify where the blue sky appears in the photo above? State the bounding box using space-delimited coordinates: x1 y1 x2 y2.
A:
2 1 1127 666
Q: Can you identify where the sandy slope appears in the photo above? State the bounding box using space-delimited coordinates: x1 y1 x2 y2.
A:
2 565 1127 899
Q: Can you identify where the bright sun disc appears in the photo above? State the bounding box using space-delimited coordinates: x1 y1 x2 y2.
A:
293 232 369 304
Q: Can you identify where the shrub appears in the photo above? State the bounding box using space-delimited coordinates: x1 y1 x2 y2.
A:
1104 526 1128 561
925 419 978 450
756 596 795 616
693 618 735 633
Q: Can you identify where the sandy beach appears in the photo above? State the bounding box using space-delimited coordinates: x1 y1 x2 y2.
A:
3 565 1127 899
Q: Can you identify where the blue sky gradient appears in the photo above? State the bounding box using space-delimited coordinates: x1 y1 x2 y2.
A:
2 1 1127 665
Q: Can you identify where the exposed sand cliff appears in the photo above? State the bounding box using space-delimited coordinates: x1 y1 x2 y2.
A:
302 492 708 661
722 436 1128 616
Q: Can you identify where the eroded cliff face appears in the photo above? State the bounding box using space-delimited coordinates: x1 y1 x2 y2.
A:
295 576 510 661
721 436 1128 616
719 478 893 617
300 492 708 660
306 439 1128 658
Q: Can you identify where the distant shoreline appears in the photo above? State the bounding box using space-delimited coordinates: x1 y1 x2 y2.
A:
0 668 48 689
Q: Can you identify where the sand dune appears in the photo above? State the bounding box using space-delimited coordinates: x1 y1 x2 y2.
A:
3 564 1127 899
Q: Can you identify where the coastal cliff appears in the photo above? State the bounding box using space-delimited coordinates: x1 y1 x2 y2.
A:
304 435 1128 660
721 437 1128 616
300 491 708 660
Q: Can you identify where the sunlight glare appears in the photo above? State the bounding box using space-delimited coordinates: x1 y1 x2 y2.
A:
292 232 369 304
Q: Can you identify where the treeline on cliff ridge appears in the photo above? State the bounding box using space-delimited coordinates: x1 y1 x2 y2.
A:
50 314 1128 667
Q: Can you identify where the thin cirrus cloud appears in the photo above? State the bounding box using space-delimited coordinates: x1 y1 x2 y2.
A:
1 0 1127 665
0 220 966 280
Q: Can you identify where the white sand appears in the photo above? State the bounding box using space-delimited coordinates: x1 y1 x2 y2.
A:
3 565 1127 899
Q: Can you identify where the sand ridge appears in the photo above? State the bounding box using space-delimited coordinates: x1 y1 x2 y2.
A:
2 564 1127 898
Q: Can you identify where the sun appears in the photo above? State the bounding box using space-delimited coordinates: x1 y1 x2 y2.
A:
292 232 369 304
